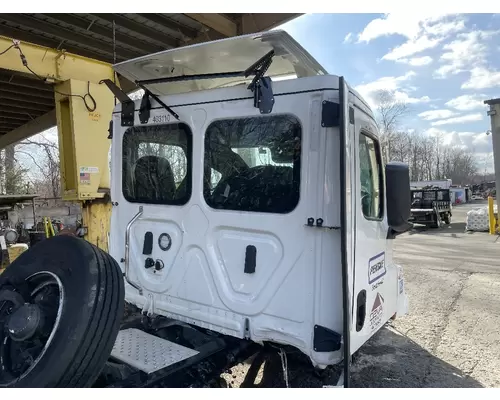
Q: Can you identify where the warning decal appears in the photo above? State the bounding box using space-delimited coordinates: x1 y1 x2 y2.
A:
369 292 384 332
80 166 99 174
79 166 99 185
398 270 405 295
368 252 386 285
80 172 91 185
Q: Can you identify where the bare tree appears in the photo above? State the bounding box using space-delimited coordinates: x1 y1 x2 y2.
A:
0 144 29 194
4 144 16 193
388 129 479 184
17 135 60 197
374 89 410 163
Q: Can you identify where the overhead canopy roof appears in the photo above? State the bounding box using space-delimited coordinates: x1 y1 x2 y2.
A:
0 194 38 206
0 13 302 145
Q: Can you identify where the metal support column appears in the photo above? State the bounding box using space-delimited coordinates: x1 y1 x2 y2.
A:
55 79 116 250
484 98 500 234
55 79 114 201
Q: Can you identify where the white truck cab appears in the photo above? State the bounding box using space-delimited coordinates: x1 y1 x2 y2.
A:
0 30 412 389
108 29 410 372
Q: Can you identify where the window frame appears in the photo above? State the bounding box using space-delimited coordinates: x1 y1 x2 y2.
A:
202 113 303 215
358 129 385 222
121 122 193 206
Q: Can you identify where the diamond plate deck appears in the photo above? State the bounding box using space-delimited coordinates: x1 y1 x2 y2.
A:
110 328 199 373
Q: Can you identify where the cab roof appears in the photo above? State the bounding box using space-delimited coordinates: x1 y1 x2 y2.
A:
113 30 328 96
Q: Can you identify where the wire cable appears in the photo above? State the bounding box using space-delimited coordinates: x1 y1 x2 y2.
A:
13 40 97 112
0 44 15 56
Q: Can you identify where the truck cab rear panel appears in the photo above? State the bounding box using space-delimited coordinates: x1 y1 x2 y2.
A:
109 74 407 368
107 30 408 370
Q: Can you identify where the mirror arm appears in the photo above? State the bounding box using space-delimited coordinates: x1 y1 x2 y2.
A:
387 222 413 239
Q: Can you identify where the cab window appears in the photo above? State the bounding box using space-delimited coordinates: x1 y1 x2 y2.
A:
203 115 302 214
359 132 383 219
122 123 192 205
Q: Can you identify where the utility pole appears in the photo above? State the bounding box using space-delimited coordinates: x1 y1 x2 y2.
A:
484 98 500 233
485 98 500 198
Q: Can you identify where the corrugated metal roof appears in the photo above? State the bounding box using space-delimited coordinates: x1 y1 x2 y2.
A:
0 13 301 136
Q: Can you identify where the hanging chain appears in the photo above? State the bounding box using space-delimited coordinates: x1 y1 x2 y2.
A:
279 348 289 388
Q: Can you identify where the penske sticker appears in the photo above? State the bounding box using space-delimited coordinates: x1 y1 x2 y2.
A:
368 252 386 285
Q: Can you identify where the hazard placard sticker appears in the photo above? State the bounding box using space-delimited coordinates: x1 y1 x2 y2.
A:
369 292 384 332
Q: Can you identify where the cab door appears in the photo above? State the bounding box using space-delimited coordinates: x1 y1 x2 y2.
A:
350 112 396 354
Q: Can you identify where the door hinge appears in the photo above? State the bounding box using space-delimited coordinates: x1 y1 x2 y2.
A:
107 120 113 139
251 76 275 114
247 50 275 114
139 91 152 124
349 106 355 124
321 101 340 127
121 100 135 127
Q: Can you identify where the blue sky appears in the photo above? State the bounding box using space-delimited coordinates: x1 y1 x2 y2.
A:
278 13 500 171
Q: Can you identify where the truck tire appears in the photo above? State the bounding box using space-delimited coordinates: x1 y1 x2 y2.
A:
432 210 441 229
0 235 124 388
443 214 451 224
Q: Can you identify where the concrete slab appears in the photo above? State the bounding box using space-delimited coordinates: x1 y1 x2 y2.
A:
350 325 482 388
390 202 500 388
433 273 500 387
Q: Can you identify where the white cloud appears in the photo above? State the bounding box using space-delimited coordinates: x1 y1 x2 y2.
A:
425 127 492 154
393 92 431 104
425 19 466 36
434 30 499 78
383 35 442 61
461 67 500 90
343 32 353 44
357 13 454 43
356 14 466 62
355 71 430 107
425 127 445 136
445 94 487 111
418 109 458 121
430 113 483 126
356 71 415 93
397 56 433 66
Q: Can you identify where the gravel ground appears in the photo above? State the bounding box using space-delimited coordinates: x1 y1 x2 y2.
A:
220 201 499 388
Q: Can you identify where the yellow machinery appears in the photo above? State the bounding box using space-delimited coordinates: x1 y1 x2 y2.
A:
0 35 116 251
43 216 56 238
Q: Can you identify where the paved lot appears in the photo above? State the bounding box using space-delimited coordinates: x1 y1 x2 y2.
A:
352 201 500 388
223 201 500 388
